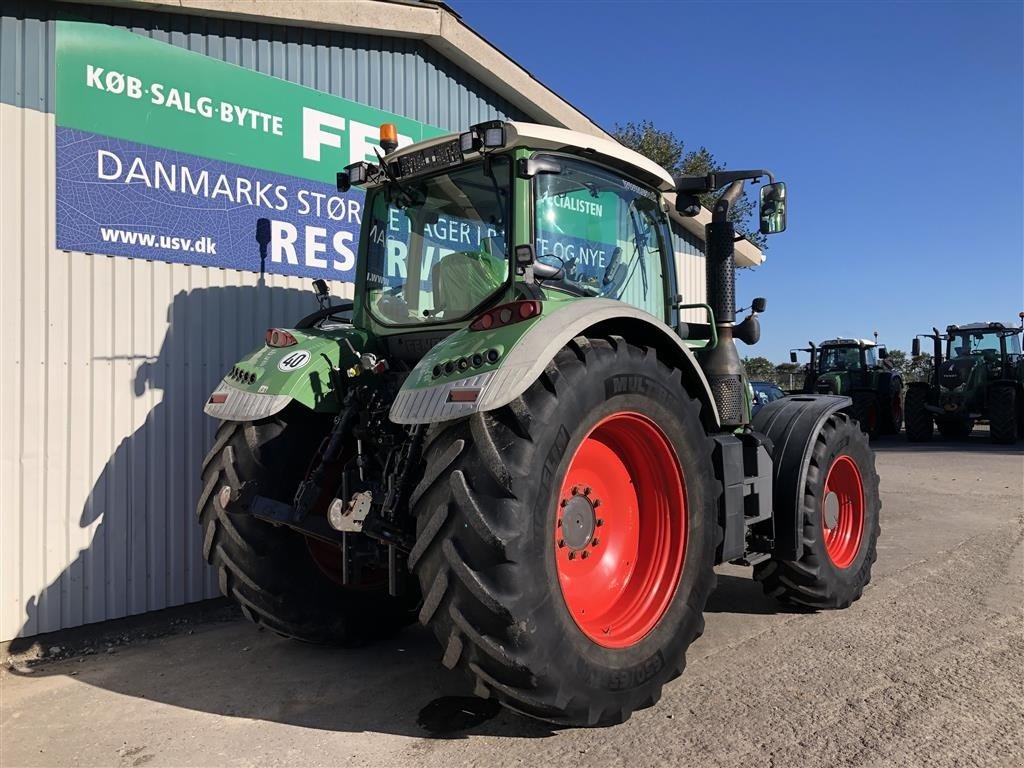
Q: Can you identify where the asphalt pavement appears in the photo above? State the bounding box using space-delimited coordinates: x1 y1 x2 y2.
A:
3 431 1022 767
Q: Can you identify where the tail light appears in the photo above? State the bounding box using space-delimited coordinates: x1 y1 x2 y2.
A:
265 328 298 348
469 301 542 332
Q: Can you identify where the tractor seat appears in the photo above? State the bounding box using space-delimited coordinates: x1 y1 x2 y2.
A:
431 250 505 316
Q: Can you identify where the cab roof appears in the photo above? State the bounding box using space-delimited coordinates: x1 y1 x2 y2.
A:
820 338 877 348
947 321 1020 332
382 121 676 193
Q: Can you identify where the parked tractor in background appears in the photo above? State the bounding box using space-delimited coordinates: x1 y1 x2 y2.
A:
790 338 902 437
198 121 881 726
906 317 1024 443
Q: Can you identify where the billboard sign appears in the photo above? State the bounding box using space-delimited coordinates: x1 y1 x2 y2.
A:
55 21 447 281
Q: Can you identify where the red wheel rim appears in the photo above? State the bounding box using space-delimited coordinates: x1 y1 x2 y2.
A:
821 455 865 568
554 412 686 649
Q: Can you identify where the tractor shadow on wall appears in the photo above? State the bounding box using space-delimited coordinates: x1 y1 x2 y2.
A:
6 282 555 740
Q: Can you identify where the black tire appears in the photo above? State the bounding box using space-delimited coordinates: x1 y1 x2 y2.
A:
989 385 1019 444
754 413 880 609
196 409 416 644
848 391 878 437
879 380 903 435
408 336 718 726
936 418 973 440
904 385 933 442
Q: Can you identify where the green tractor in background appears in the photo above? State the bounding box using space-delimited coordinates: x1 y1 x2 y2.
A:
198 121 881 726
790 338 903 437
906 318 1024 443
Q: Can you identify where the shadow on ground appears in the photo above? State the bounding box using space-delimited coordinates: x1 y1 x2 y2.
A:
6 573 791 738
6 613 558 739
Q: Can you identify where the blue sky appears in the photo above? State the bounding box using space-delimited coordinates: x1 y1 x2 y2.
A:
453 0 1024 362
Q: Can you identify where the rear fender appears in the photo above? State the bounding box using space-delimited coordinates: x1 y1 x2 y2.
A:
204 327 368 422
753 394 851 561
389 298 721 428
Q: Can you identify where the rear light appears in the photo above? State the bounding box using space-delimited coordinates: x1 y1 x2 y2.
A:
469 301 541 332
265 328 298 348
448 388 480 403
208 393 228 405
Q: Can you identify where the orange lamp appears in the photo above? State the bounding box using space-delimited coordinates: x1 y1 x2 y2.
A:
380 123 398 153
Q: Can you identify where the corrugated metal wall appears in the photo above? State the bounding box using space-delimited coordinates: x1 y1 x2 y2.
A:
0 1 709 641
673 224 708 322
0 0 529 641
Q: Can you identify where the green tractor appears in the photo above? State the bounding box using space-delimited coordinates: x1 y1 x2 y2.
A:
906 318 1024 443
198 121 881 726
790 338 903 437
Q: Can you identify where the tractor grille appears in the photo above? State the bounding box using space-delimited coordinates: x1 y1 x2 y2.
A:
710 374 744 425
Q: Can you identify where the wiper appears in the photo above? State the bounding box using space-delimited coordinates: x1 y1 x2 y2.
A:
615 204 649 301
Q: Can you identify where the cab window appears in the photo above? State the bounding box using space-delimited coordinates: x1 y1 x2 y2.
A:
533 157 668 319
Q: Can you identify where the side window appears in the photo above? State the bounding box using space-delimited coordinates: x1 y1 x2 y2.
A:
865 347 878 367
533 157 668 319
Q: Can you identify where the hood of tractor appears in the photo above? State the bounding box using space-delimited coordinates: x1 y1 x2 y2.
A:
204 325 372 421
815 371 851 396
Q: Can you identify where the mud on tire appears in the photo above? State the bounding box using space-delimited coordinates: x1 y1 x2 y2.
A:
197 409 415 644
754 413 880 609
408 336 719 726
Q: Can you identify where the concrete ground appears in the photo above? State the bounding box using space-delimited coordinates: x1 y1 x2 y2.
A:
3 433 1022 768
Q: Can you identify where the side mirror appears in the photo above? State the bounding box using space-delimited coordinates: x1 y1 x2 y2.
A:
336 171 351 193
751 297 767 314
878 346 888 359
912 338 921 357
759 182 787 235
790 351 798 363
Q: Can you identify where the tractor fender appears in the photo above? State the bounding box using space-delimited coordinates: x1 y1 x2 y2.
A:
204 326 368 422
752 393 851 561
390 298 721 427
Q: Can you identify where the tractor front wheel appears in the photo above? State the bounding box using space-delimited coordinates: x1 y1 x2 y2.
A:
409 336 718 726
849 392 878 438
754 413 880 609
989 385 1020 444
904 385 933 442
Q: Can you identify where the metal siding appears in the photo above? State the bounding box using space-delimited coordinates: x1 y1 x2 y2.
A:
673 223 708 323
0 1 527 125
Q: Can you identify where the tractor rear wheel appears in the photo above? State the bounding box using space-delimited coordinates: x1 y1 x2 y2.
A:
197 410 416 644
904 385 933 442
989 385 1019 444
754 413 880 609
409 336 718 726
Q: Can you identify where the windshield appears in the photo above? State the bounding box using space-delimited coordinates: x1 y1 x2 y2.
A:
364 157 511 326
947 330 1020 358
818 346 862 373
533 158 667 317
